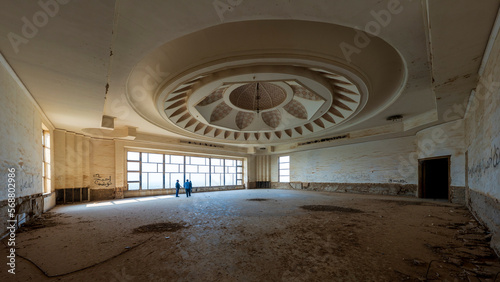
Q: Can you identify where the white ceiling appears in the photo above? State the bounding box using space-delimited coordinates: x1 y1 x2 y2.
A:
0 0 498 149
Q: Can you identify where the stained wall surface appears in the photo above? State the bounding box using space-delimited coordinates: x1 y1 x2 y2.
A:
0 58 54 237
52 134 249 201
416 120 466 203
270 136 418 196
464 27 500 254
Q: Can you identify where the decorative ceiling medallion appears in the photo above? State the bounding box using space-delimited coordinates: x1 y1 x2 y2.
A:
261 110 282 128
235 112 255 129
210 102 232 122
283 99 307 119
292 85 322 101
198 88 225 106
229 82 286 111
161 64 364 143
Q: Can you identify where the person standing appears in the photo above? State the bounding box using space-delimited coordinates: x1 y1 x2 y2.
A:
189 180 193 196
175 180 181 197
184 179 191 197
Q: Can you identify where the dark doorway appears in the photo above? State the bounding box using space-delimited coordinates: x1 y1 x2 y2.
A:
419 157 450 200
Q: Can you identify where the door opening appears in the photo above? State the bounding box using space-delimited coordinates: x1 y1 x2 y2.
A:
419 156 450 200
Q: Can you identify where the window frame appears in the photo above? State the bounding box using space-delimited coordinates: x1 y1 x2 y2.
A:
42 129 51 194
278 155 290 183
126 151 243 190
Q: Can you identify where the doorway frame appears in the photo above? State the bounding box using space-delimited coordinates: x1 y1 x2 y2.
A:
418 155 451 200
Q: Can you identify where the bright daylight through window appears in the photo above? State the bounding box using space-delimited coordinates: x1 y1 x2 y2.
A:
42 128 51 193
279 156 290 182
127 151 243 190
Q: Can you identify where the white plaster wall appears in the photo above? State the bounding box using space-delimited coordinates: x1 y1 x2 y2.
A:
0 61 44 200
246 155 256 183
272 136 417 184
90 139 116 189
54 130 92 189
416 120 465 187
463 26 500 254
54 129 66 188
465 32 500 200
255 155 271 182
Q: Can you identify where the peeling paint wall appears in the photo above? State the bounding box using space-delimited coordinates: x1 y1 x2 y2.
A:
416 120 466 203
54 130 91 190
90 139 116 200
464 26 500 254
53 130 95 202
0 59 54 237
270 136 418 196
0 66 42 200
53 136 250 201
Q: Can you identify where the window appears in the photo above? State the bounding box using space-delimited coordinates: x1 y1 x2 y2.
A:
127 152 141 190
42 128 51 193
126 151 243 190
225 159 237 185
211 158 224 186
141 152 164 190
185 156 209 187
236 160 243 185
279 156 290 182
164 154 184 189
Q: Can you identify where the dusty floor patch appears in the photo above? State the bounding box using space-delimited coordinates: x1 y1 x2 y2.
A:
133 222 187 233
300 204 363 213
1 189 499 281
17 212 61 232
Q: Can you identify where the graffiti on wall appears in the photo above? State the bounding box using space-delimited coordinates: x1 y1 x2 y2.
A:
93 174 112 187
469 144 499 179
389 179 408 184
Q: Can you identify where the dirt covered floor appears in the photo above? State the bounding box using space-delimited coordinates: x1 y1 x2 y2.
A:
1 189 499 281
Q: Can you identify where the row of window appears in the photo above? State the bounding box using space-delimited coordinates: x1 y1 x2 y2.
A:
41 130 291 193
278 156 290 182
127 152 243 190
42 129 51 194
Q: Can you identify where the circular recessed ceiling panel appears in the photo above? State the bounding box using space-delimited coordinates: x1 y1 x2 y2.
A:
229 82 287 112
160 64 364 141
126 20 406 145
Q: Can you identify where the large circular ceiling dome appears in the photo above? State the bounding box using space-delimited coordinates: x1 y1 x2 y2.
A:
229 82 287 112
125 20 406 145
161 65 363 141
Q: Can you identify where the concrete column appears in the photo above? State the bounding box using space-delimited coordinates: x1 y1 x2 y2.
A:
65 132 75 188
82 136 90 187
53 129 66 189
114 140 125 188
74 134 83 188
255 155 271 182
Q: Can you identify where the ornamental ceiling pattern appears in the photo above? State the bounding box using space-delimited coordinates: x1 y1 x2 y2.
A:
162 67 363 142
292 85 323 101
283 99 307 119
198 88 225 106
235 111 255 129
261 110 282 128
210 102 232 122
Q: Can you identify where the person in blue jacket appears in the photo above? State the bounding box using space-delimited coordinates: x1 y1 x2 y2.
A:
175 180 181 197
184 179 191 197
